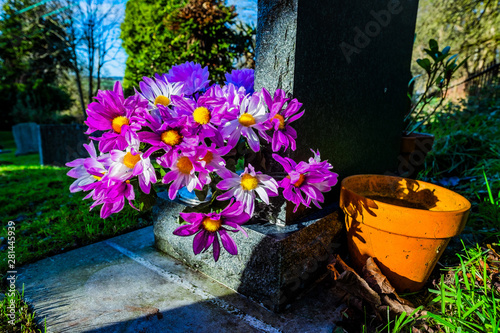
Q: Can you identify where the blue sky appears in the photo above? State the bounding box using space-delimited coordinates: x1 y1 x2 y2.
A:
105 0 257 77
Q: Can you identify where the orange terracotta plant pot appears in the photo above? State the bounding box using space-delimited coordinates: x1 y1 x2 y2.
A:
340 174 471 293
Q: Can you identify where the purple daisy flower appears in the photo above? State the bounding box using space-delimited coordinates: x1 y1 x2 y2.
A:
166 62 210 96
137 75 184 110
66 141 111 193
159 150 209 200
272 153 338 212
262 88 304 152
107 148 157 194
85 81 148 153
216 164 278 216
225 68 254 94
220 93 270 152
87 179 138 219
173 200 250 261
138 113 199 159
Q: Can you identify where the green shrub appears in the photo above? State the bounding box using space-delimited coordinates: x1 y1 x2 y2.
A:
120 0 255 93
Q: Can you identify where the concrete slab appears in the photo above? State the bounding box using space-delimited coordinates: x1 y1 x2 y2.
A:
17 226 346 333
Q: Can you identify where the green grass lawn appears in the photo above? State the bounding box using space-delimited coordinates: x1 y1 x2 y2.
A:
0 131 152 284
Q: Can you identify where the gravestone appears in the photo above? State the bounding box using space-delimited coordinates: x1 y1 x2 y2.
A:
38 124 89 166
154 0 420 312
255 0 419 201
12 122 40 156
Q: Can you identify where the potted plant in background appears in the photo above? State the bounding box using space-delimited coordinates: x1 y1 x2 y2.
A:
65 62 339 262
400 39 465 178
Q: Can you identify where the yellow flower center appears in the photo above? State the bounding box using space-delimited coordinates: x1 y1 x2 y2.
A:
201 151 213 164
202 217 222 233
161 130 183 146
111 116 129 134
177 156 193 174
193 107 211 125
123 152 141 169
154 95 170 106
240 173 258 191
238 113 256 127
272 114 286 130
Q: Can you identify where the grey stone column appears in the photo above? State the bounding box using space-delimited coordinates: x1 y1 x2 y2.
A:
255 0 419 201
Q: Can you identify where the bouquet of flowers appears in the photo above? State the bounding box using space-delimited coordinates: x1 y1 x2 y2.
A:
67 62 338 261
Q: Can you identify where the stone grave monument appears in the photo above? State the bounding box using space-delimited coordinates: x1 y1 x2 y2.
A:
154 0 419 312
12 122 40 156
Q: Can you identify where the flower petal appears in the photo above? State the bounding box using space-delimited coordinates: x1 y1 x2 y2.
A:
219 229 238 255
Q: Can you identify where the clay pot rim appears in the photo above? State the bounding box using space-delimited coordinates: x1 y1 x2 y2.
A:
341 174 471 214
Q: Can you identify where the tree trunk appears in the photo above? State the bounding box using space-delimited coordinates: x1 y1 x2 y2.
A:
75 68 86 116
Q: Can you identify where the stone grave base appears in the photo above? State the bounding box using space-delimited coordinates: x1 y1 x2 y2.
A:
153 192 344 312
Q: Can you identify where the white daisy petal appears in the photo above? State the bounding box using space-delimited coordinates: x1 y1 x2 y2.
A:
254 186 269 205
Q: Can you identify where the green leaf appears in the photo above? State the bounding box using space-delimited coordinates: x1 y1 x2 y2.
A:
446 54 459 66
408 74 422 87
417 58 432 72
159 168 166 178
424 48 437 60
429 38 439 51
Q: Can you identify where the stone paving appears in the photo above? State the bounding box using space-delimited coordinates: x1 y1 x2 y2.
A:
17 226 346 333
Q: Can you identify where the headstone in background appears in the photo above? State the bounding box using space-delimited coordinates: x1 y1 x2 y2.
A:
38 124 89 166
255 0 420 202
12 122 40 156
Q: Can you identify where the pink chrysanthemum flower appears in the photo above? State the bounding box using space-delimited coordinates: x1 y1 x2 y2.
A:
107 148 157 194
194 143 230 185
220 94 270 152
87 179 138 219
272 153 338 212
202 84 247 124
262 88 304 152
137 75 184 110
85 82 147 153
216 164 278 216
166 62 210 96
159 150 209 200
170 94 225 145
66 141 110 193
173 200 250 261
